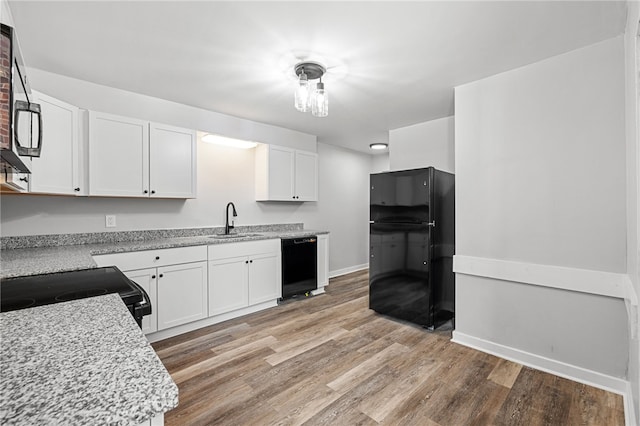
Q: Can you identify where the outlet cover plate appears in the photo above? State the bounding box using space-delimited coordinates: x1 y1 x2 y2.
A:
105 215 117 228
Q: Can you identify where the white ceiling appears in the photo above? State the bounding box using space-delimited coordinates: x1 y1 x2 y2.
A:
8 1 627 154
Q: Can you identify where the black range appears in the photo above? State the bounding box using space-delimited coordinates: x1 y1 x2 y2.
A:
0 266 151 327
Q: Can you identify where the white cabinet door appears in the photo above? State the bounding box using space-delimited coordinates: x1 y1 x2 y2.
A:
267 145 295 201
124 268 158 335
149 123 196 198
248 252 280 305
294 150 318 201
256 144 295 201
29 92 84 195
156 261 208 330
89 111 149 197
208 256 249 316
317 234 329 288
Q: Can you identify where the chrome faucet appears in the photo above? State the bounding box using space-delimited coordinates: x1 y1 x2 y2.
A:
225 202 237 235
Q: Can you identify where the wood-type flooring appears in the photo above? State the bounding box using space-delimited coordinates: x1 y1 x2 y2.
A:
152 270 625 426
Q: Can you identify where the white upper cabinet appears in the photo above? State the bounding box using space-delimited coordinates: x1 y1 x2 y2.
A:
255 144 318 202
149 123 196 198
260 145 295 200
294 150 318 201
89 111 149 197
88 111 196 198
29 91 86 196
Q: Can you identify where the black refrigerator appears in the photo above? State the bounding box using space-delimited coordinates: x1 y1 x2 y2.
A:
369 167 455 329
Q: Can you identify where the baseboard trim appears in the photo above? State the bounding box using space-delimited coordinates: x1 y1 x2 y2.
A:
453 255 636 304
329 263 368 279
623 381 638 426
451 330 629 394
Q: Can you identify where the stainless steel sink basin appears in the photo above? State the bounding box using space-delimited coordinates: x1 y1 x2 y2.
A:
208 233 263 239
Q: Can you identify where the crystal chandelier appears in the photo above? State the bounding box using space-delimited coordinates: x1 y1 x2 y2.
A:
294 62 328 117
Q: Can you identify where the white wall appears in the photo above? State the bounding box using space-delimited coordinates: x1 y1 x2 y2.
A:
309 143 371 275
0 70 372 275
370 153 389 173
454 35 629 384
389 116 454 172
625 0 640 422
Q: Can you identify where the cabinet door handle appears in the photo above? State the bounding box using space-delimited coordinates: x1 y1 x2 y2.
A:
151 275 156 279
159 274 164 278
245 260 249 264
151 190 156 194
155 256 160 260
74 187 80 192
143 190 148 194
249 260 253 263
19 177 28 182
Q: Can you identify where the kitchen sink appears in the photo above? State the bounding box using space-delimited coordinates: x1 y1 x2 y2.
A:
208 233 263 239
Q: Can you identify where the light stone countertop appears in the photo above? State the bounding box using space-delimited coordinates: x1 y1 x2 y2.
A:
0 229 327 279
0 293 178 425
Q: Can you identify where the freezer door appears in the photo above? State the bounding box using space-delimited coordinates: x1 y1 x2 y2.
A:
369 222 433 326
370 168 431 223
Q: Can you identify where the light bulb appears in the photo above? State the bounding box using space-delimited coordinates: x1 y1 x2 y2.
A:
294 70 310 112
311 81 328 117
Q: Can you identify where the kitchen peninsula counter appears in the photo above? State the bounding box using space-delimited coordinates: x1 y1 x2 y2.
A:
0 293 178 425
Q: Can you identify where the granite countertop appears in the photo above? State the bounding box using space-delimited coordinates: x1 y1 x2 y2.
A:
0 228 328 279
0 293 178 425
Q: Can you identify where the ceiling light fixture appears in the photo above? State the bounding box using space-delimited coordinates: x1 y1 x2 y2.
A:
369 143 388 150
202 134 258 149
294 62 328 117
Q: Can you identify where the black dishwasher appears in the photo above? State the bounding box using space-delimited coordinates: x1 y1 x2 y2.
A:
281 236 317 298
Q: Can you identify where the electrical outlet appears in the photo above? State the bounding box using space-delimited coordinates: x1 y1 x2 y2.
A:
105 215 117 228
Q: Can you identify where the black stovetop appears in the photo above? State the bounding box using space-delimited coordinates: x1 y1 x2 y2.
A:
1 266 143 312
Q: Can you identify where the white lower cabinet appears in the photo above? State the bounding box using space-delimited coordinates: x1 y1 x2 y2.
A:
94 239 287 339
248 252 279 305
156 262 208 330
208 239 281 317
93 246 208 334
208 256 249 316
317 234 329 290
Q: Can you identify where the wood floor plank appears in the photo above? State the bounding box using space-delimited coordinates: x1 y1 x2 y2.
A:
153 270 626 426
326 342 409 394
488 357 523 389
171 335 278 384
304 366 396 426
270 384 342 426
265 326 348 366
358 351 441 422
154 322 251 358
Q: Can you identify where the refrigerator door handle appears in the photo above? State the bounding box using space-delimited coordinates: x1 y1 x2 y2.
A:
427 220 436 227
